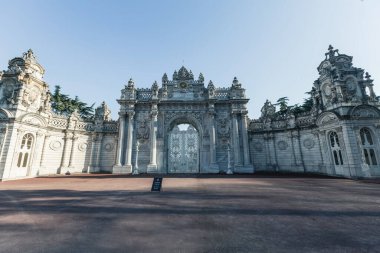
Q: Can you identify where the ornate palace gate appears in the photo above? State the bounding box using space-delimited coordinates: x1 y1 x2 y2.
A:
113 66 252 174
168 124 199 173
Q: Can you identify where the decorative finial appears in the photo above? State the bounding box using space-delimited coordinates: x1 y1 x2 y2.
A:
198 73 204 82
326 45 339 60
128 78 134 87
162 73 168 83
365 72 372 80
23 49 36 60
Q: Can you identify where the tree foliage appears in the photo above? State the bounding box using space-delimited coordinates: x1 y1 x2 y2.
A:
274 89 314 116
275 97 290 116
50 85 94 120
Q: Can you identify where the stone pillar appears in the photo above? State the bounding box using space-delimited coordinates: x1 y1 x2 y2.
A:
59 131 72 174
114 112 126 166
68 134 79 169
209 112 219 172
39 134 50 174
133 141 140 175
241 113 251 166
232 113 241 167
226 143 233 174
93 133 104 172
29 131 45 176
147 110 158 172
125 111 134 172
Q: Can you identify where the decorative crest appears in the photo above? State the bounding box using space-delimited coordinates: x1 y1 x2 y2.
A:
23 49 36 61
174 66 194 81
325 45 339 60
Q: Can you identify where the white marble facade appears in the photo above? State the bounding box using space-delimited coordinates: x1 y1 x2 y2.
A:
0 47 379 180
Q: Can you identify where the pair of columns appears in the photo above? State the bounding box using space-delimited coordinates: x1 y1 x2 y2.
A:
231 113 251 168
114 111 134 171
59 131 79 173
114 110 158 172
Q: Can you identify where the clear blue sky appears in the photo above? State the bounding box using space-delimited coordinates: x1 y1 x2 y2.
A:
0 0 379 118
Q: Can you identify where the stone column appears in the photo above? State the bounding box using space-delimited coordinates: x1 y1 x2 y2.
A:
29 131 45 176
59 131 72 174
94 133 104 172
209 112 219 171
241 113 251 166
115 112 126 166
125 111 135 172
133 141 140 175
39 134 50 174
68 134 79 168
147 110 158 172
226 143 233 174
232 113 241 167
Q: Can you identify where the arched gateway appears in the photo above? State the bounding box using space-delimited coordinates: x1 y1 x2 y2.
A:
112 66 253 174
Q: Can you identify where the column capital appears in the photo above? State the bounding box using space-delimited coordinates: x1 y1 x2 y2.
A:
127 111 135 118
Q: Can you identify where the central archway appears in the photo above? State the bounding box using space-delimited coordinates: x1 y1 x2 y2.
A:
168 123 200 173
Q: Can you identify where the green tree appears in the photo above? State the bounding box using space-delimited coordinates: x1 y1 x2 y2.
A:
50 85 94 120
275 97 290 115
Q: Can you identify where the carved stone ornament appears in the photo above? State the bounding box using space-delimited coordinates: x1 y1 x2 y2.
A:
0 79 16 105
95 101 112 121
217 118 230 137
277 140 288 150
103 142 114 152
260 100 276 118
303 138 315 149
49 140 62 151
22 86 40 107
252 141 263 152
78 142 88 152
317 113 339 126
351 107 379 119
137 119 150 139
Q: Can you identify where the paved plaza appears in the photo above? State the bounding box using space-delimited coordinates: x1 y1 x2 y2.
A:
0 174 380 253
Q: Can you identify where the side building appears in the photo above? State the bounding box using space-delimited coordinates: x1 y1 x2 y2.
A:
0 50 118 180
249 46 380 178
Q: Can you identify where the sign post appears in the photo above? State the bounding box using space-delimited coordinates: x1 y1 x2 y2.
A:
151 177 163 192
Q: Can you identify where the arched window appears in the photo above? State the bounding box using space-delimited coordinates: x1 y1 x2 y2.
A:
329 131 344 165
17 133 33 168
360 128 377 165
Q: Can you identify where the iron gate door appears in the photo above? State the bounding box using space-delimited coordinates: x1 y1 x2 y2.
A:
168 125 199 173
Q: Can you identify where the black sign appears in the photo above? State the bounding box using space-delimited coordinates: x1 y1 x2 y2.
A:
151 177 163 192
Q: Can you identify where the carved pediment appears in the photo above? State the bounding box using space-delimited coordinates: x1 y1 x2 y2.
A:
20 113 47 127
351 105 380 119
316 112 339 126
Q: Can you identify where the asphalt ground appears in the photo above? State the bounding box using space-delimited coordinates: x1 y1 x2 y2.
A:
0 174 379 253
